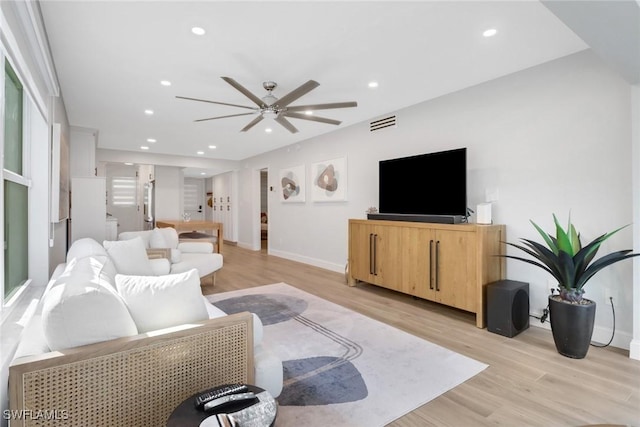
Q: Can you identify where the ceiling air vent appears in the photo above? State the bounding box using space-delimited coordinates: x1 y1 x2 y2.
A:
370 115 396 132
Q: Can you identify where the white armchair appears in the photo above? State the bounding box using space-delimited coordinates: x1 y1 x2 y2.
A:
118 228 223 286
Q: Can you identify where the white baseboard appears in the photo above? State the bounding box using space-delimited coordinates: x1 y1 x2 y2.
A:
233 241 345 274
268 248 345 274
529 310 631 351
629 339 640 360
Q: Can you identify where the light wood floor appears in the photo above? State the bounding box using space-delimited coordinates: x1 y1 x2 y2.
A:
202 244 640 427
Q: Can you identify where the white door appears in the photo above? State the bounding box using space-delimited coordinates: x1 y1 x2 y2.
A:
183 178 205 221
106 163 139 233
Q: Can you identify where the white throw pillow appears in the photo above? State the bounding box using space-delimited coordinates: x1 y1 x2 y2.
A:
149 227 179 249
115 269 208 333
42 272 138 351
103 237 154 276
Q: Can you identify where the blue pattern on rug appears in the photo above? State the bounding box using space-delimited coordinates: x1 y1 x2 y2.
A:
213 293 368 406
279 356 368 406
213 294 308 325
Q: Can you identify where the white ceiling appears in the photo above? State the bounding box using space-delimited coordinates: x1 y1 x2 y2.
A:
39 1 591 166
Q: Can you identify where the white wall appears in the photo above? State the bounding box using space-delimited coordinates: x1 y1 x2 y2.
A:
154 166 183 220
237 50 635 349
631 84 640 359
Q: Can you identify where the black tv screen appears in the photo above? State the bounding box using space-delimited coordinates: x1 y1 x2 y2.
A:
379 148 467 217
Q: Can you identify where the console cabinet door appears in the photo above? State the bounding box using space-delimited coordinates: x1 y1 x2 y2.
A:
349 222 377 283
371 225 402 290
349 222 402 289
432 229 477 312
399 227 433 299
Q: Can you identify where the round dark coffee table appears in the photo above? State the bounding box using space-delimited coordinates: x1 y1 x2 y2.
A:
167 384 277 427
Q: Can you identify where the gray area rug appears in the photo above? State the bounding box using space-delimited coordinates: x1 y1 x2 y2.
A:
207 283 487 427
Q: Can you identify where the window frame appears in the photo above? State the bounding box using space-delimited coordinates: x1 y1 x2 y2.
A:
1 51 33 310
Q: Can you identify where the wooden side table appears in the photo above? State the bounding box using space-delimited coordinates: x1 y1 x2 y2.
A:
166 384 277 427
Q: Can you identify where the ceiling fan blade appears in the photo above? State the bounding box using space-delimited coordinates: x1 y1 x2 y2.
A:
221 77 265 107
176 96 257 111
286 101 358 111
283 111 341 125
275 115 299 133
274 80 320 108
240 115 264 132
194 112 256 122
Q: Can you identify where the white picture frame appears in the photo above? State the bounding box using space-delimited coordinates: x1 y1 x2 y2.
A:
311 157 347 202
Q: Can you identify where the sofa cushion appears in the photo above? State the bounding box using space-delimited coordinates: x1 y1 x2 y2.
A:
171 253 223 278
149 228 182 262
41 268 138 351
149 258 171 276
103 237 154 276
178 242 214 254
66 238 108 262
115 269 208 333
51 255 116 291
118 230 154 248
150 227 180 249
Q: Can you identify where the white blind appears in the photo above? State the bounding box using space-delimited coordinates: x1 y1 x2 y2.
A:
183 182 200 211
110 177 137 206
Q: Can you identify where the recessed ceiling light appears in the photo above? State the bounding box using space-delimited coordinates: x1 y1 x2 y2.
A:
305 110 313 115
144 109 154 115
483 28 497 37
265 128 273 133
124 162 134 166
200 172 206 176
192 27 205 36
160 80 171 86
140 146 149 150
147 138 157 143
208 145 217 149
197 151 204 155
368 81 379 88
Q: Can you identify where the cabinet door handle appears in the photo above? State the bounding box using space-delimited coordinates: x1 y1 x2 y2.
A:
369 233 374 275
429 240 434 290
435 240 440 291
373 234 378 276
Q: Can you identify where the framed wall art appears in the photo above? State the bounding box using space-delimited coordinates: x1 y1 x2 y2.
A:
311 157 347 202
279 164 306 203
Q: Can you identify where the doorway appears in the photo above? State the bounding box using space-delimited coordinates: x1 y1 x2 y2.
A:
260 169 268 252
183 178 205 221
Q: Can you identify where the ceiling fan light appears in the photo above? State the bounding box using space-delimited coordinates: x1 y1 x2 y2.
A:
262 110 278 120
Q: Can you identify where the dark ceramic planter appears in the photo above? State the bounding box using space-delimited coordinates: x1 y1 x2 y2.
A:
548 295 596 359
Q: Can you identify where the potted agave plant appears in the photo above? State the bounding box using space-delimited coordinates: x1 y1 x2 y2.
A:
503 214 638 359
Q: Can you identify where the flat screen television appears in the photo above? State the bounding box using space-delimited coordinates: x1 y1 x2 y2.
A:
378 147 467 220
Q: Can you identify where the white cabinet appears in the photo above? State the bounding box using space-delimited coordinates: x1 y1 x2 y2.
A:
212 172 235 242
71 177 106 244
70 127 97 177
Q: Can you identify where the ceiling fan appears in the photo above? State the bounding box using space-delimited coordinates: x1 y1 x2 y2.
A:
176 77 357 134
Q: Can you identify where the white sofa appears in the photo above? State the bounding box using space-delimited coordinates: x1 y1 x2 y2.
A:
9 238 282 427
119 228 223 285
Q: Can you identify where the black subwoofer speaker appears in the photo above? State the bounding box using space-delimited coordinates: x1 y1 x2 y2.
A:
486 280 529 337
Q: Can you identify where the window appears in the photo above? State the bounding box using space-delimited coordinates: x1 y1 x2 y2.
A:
110 177 137 206
3 60 28 300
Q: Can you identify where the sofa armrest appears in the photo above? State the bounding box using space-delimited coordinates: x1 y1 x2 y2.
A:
178 242 214 254
9 312 254 427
